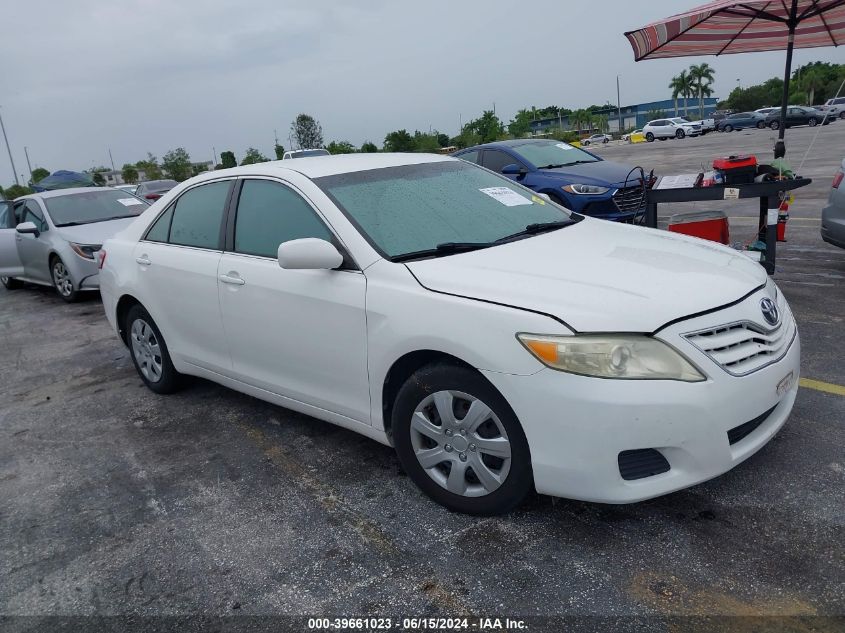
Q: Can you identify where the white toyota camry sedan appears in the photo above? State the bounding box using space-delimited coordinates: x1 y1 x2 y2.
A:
99 154 799 515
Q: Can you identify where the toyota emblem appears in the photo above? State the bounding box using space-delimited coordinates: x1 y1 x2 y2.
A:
760 298 780 326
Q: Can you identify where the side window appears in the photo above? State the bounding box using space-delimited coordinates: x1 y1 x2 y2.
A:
168 181 231 249
24 201 48 232
12 202 25 227
234 180 332 258
0 204 9 228
482 150 522 173
456 150 479 164
144 204 175 242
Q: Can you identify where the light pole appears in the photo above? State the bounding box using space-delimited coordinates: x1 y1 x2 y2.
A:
24 146 33 183
0 106 19 186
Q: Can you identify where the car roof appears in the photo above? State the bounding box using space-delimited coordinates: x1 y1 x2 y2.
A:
458 139 563 152
192 153 452 180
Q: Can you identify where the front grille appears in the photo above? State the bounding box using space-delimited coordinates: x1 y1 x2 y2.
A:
727 406 777 445
683 306 796 377
612 186 646 213
618 449 670 481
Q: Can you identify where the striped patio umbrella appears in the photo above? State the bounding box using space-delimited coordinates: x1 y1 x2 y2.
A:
625 0 845 156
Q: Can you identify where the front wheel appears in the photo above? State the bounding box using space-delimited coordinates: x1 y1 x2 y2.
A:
676 129 686 139
839 111 845 120
808 118 818 127
392 364 533 515
723 125 733 133
770 120 780 130
645 133 655 142
757 121 767 129
602 138 609 144
125 304 183 394
51 257 79 303
1 276 24 290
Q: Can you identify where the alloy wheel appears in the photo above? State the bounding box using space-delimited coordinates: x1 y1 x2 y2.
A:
410 390 512 498
52 261 73 297
808 118 818 127
130 318 163 383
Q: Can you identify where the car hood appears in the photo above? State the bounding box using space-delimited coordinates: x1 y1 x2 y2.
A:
405 219 767 333
55 217 137 245
540 160 642 187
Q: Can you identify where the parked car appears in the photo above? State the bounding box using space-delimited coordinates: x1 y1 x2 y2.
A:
452 139 647 221
99 154 799 515
581 134 612 146
817 97 845 120
0 187 148 300
643 117 702 141
821 157 845 249
282 149 330 159
114 184 138 195
717 111 767 132
765 106 831 129
755 107 780 116
695 117 716 134
135 180 178 202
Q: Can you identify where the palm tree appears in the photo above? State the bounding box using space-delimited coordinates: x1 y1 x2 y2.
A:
670 71 695 118
689 63 716 119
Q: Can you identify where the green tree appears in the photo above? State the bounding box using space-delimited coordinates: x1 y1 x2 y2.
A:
413 131 440 153
240 147 270 165
360 141 378 153
162 147 192 181
121 164 139 184
291 113 324 149
30 167 50 184
508 109 535 137
274 144 285 160
220 151 237 169
570 109 594 135
689 63 716 119
464 110 504 143
383 129 416 152
92 172 105 186
669 70 695 117
326 140 356 154
3 184 33 199
136 153 162 180
437 133 450 147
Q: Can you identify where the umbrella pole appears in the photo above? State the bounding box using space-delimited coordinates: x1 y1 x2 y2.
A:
774 0 799 159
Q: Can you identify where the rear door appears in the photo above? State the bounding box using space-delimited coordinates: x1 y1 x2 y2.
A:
132 179 234 372
0 201 24 278
217 177 370 423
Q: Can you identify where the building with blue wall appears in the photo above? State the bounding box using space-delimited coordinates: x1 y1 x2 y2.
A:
528 98 720 135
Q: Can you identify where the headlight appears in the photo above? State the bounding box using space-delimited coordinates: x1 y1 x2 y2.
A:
517 333 706 381
562 184 610 195
69 243 102 260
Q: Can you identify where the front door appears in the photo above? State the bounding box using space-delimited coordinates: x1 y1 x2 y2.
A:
16 200 52 283
0 201 24 278
217 178 370 423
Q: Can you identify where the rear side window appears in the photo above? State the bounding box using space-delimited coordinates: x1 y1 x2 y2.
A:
145 205 174 242
234 180 332 258
168 181 230 249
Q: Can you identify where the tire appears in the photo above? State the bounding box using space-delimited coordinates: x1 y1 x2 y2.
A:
602 138 609 144
645 132 655 142
757 121 766 129
808 118 818 127
676 129 686 139
392 363 533 515
723 125 733 133
125 304 183 394
1 276 24 290
770 121 780 130
50 256 79 303
839 111 845 120
582 141 590 146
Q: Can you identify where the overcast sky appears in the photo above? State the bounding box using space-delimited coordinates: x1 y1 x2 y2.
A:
1 0 841 184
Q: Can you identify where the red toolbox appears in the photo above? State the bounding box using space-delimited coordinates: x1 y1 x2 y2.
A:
713 155 758 185
668 210 730 244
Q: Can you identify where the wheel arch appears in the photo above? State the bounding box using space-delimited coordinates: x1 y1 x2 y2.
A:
115 294 144 346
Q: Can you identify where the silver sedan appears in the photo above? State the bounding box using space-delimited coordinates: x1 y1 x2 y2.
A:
821 158 845 249
0 188 148 302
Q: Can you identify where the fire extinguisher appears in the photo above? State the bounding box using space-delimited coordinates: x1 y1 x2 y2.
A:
777 197 790 242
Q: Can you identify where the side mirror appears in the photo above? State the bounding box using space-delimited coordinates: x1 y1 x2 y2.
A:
278 238 343 270
16 221 39 237
502 164 526 177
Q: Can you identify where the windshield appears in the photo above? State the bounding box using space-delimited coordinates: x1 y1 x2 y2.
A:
142 180 177 192
315 161 571 259
44 190 149 226
289 149 330 158
508 141 599 168
669 118 691 124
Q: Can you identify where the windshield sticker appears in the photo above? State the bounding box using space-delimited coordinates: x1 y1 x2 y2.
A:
479 187 532 207
555 143 575 150
117 198 143 206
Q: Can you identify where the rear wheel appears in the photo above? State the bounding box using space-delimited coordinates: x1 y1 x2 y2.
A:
51 257 79 303
839 111 845 120
723 124 733 133
0 276 23 290
770 120 780 130
757 121 766 129
808 118 818 127
602 138 609 144
645 132 655 142
675 129 686 139
125 304 183 394
392 363 533 515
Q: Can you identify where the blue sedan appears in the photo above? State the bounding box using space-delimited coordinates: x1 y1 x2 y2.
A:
452 140 647 221
716 111 767 132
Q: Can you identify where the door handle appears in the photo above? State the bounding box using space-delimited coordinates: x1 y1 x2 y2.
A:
219 274 245 286
136 257 152 266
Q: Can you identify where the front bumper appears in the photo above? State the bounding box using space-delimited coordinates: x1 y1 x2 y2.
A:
482 289 800 504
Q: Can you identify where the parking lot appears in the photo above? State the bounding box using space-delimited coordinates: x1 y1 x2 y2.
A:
1 127 844 628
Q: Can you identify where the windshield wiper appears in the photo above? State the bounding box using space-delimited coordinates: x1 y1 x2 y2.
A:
391 241 495 263
559 160 598 166
496 217 582 243
55 221 87 227
536 163 566 169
